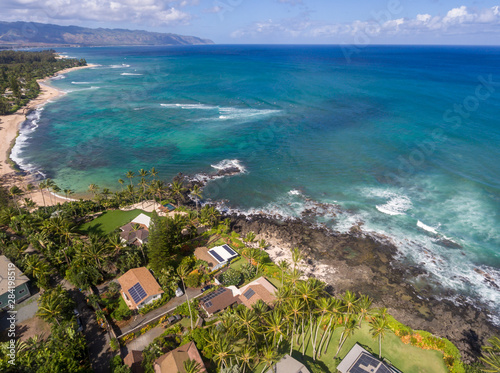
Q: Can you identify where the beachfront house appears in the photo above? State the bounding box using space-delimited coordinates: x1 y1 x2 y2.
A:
153 341 207 373
120 213 151 246
337 344 402 373
229 276 277 309
0 255 31 310
194 244 238 271
117 267 163 310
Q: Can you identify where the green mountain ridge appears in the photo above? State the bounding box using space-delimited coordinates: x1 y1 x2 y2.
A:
0 21 214 47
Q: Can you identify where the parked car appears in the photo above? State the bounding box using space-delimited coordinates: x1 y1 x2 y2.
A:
175 287 184 297
76 316 84 332
167 314 182 324
201 284 213 293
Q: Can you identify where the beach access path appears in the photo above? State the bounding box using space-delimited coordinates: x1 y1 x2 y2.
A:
0 64 95 206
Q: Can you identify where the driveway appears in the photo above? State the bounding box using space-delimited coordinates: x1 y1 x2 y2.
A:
115 287 202 337
121 325 165 356
0 293 39 331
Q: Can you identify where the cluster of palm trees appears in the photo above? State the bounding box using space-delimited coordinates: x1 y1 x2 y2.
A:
202 251 390 373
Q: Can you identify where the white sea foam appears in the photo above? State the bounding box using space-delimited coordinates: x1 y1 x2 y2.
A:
417 220 438 234
10 108 44 173
288 189 302 196
121 73 143 76
161 103 218 110
51 74 66 80
376 194 412 215
110 64 131 68
211 159 247 173
64 86 100 93
71 81 96 85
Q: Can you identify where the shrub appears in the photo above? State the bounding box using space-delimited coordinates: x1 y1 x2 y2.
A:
185 272 202 288
220 268 242 286
110 338 120 351
240 263 257 282
139 293 172 315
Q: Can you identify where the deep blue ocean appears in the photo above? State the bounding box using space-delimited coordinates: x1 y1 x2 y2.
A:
12 45 500 322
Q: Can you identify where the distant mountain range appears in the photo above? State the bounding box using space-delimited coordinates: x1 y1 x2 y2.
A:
0 21 213 47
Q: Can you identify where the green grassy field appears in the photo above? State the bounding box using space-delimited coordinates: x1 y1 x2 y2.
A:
252 322 447 373
79 209 151 234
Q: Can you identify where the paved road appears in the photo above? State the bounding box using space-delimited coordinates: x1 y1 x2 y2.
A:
69 288 114 373
115 287 202 337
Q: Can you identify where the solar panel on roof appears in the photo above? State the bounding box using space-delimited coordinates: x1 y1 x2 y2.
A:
243 288 255 300
222 244 237 256
128 282 147 304
205 301 212 308
349 353 386 373
209 250 224 263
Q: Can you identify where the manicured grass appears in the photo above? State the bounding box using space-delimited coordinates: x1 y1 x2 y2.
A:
79 209 151 234
229 256 248 271
251 322 447 373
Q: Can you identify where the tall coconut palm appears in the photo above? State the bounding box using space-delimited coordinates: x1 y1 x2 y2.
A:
8 185 24 213
277 260 290 286
264 309 286 349
101 188 111 200
236 307 259 344
190 184 202 213
369 315 389 359
259 345 279 373
170 180 186 207
334 316 359 359
125 170 135 186
291 247 303 271
312 297 333 360
118 178 125 191
212 337 233 370
318 298 344 357
88 184 99 200
44 178 56 205
342 290 359 317
37 289 65 326
126 184 135 204
149 167 158 180
177 263 194 329
236 343 256 373
357 294 373 325
481 336 500 372
37 180 47 208
286 297 304 355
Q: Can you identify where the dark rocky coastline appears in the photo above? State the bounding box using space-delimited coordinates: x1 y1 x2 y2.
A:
227 214 499 363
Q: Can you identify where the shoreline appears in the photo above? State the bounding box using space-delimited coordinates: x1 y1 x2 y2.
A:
227 213 500 363
0 64 96 206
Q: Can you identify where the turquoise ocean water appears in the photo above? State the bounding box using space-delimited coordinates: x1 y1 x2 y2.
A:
12 45 500 322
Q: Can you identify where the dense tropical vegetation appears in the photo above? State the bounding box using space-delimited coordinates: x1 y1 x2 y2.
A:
0 49 86 114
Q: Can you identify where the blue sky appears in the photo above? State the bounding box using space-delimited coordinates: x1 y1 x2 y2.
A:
1 0 500 44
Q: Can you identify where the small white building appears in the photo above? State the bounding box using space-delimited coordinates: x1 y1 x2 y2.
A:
207 244 239 270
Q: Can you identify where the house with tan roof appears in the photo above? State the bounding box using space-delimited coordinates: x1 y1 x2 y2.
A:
0 255 30 310
117 267 163 310
154 341 207 373
199 287 240 317
124 350 144 373
229 276 277 309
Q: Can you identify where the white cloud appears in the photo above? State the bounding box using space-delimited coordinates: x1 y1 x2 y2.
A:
0 0 191 26
232 5 500 40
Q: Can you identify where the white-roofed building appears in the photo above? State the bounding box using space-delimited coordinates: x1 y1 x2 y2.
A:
131 213 151 229
207 244 239 270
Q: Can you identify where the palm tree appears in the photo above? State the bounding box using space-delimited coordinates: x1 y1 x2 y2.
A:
190 184 202 213
286 297 304 355
212 337 233 370
170 180 186 207
481 336 500 372
291 247 303 271
149 167 159 180
45 178 56 205
236 307 259 344
126 184 136 204
334 316 359 359
8 185 24 213
101 188 111 200
118 178 125 191
88 184 99 199
37 180 47 208
183 359 202 373
369 315 389 359
125 170 135 186
37 289 65 326
236 343 256 373
278 260 289 286
264 309 286 349
342 290 359 317
177 263 194 329
259 345 279 373
357 294 373 325
312 297 332 360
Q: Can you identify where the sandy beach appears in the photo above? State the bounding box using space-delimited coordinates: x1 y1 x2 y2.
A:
0 64 95 206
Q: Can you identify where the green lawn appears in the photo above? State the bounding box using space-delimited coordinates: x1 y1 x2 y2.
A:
79 209 151 235
251 322 447 373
